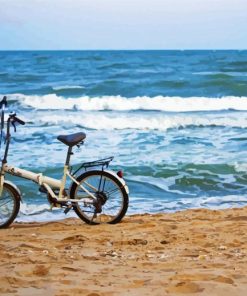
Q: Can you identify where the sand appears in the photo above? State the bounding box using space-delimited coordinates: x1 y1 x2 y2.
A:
0 207 247 296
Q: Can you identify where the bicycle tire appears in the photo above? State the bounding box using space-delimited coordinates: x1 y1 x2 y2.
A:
0 182 20 229
70 170 128 225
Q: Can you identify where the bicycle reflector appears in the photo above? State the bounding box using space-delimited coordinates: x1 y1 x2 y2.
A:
117 170 123 178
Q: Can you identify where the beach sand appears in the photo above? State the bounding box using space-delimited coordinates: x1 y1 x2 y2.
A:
0 207 247 296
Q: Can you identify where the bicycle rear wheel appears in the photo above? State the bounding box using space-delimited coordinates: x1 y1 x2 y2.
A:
0 183 20 228
70 170 128 225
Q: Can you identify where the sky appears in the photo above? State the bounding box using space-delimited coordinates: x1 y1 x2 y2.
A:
0 0 246 50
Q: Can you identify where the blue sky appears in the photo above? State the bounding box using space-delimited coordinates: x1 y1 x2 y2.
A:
0 0 246 50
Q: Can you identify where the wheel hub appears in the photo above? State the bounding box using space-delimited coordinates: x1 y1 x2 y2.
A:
94 191 107 213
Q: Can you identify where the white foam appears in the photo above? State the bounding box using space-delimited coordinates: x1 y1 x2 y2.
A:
234 162 247 173
17 202 77 222
200 195 247 205
129 175 196 196
52 85 84 91
34 112 247 130
127 194 247 214
193 71 247 77
9 93 247 112
19 203 50 216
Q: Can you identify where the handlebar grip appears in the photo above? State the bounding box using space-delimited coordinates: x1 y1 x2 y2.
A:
14 116 25 125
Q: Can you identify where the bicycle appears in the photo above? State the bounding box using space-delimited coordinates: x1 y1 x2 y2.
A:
0 96 129 228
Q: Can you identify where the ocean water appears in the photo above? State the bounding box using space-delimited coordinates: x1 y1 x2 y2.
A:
1 50 247 222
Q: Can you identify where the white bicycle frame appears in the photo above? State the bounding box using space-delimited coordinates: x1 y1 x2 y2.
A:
0 163 98 204
0 108 128 207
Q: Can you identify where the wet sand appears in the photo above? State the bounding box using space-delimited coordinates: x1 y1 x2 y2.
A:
1 207 247 295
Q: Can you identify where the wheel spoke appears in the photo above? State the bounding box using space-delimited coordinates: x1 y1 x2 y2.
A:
0 199 14 208
105 187 121 196
72 171 128 224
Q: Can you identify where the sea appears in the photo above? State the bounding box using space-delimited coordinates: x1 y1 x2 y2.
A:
1 50 247 222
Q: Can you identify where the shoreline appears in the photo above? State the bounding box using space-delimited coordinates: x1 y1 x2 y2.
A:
1 206 247 295
15 203 247 223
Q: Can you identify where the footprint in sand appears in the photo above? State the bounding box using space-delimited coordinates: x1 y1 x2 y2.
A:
167 281 204 293
61 234 86 242
1 276 30 288
214 275 234 284
128 239 148 245
32 264 51 276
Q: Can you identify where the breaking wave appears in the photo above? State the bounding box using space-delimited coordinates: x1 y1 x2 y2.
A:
35 112 247 130
7 94 247 112
52 85 84 91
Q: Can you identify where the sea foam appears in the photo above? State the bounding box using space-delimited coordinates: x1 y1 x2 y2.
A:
29 112 247 130
52 85 84 91
8 94 247 112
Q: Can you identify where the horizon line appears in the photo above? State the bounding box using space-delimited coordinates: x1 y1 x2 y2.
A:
0 48 246 52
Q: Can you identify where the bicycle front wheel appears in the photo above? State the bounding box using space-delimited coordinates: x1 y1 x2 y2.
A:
70 170 129 225
0 183 20 228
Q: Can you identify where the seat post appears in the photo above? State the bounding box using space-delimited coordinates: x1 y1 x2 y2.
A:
65 146 73 166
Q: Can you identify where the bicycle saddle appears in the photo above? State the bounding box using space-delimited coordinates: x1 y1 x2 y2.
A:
57 132 86 147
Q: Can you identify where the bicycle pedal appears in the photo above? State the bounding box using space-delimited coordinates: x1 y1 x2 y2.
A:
64 205 72 214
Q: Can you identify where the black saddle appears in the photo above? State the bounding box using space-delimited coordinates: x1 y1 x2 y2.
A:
57 132 86 147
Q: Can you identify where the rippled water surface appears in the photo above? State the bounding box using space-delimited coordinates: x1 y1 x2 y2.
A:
0 50 247 221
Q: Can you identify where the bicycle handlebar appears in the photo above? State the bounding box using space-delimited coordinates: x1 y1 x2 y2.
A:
8 113 25 132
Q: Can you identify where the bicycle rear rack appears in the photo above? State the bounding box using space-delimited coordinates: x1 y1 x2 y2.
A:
72 156 114 176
